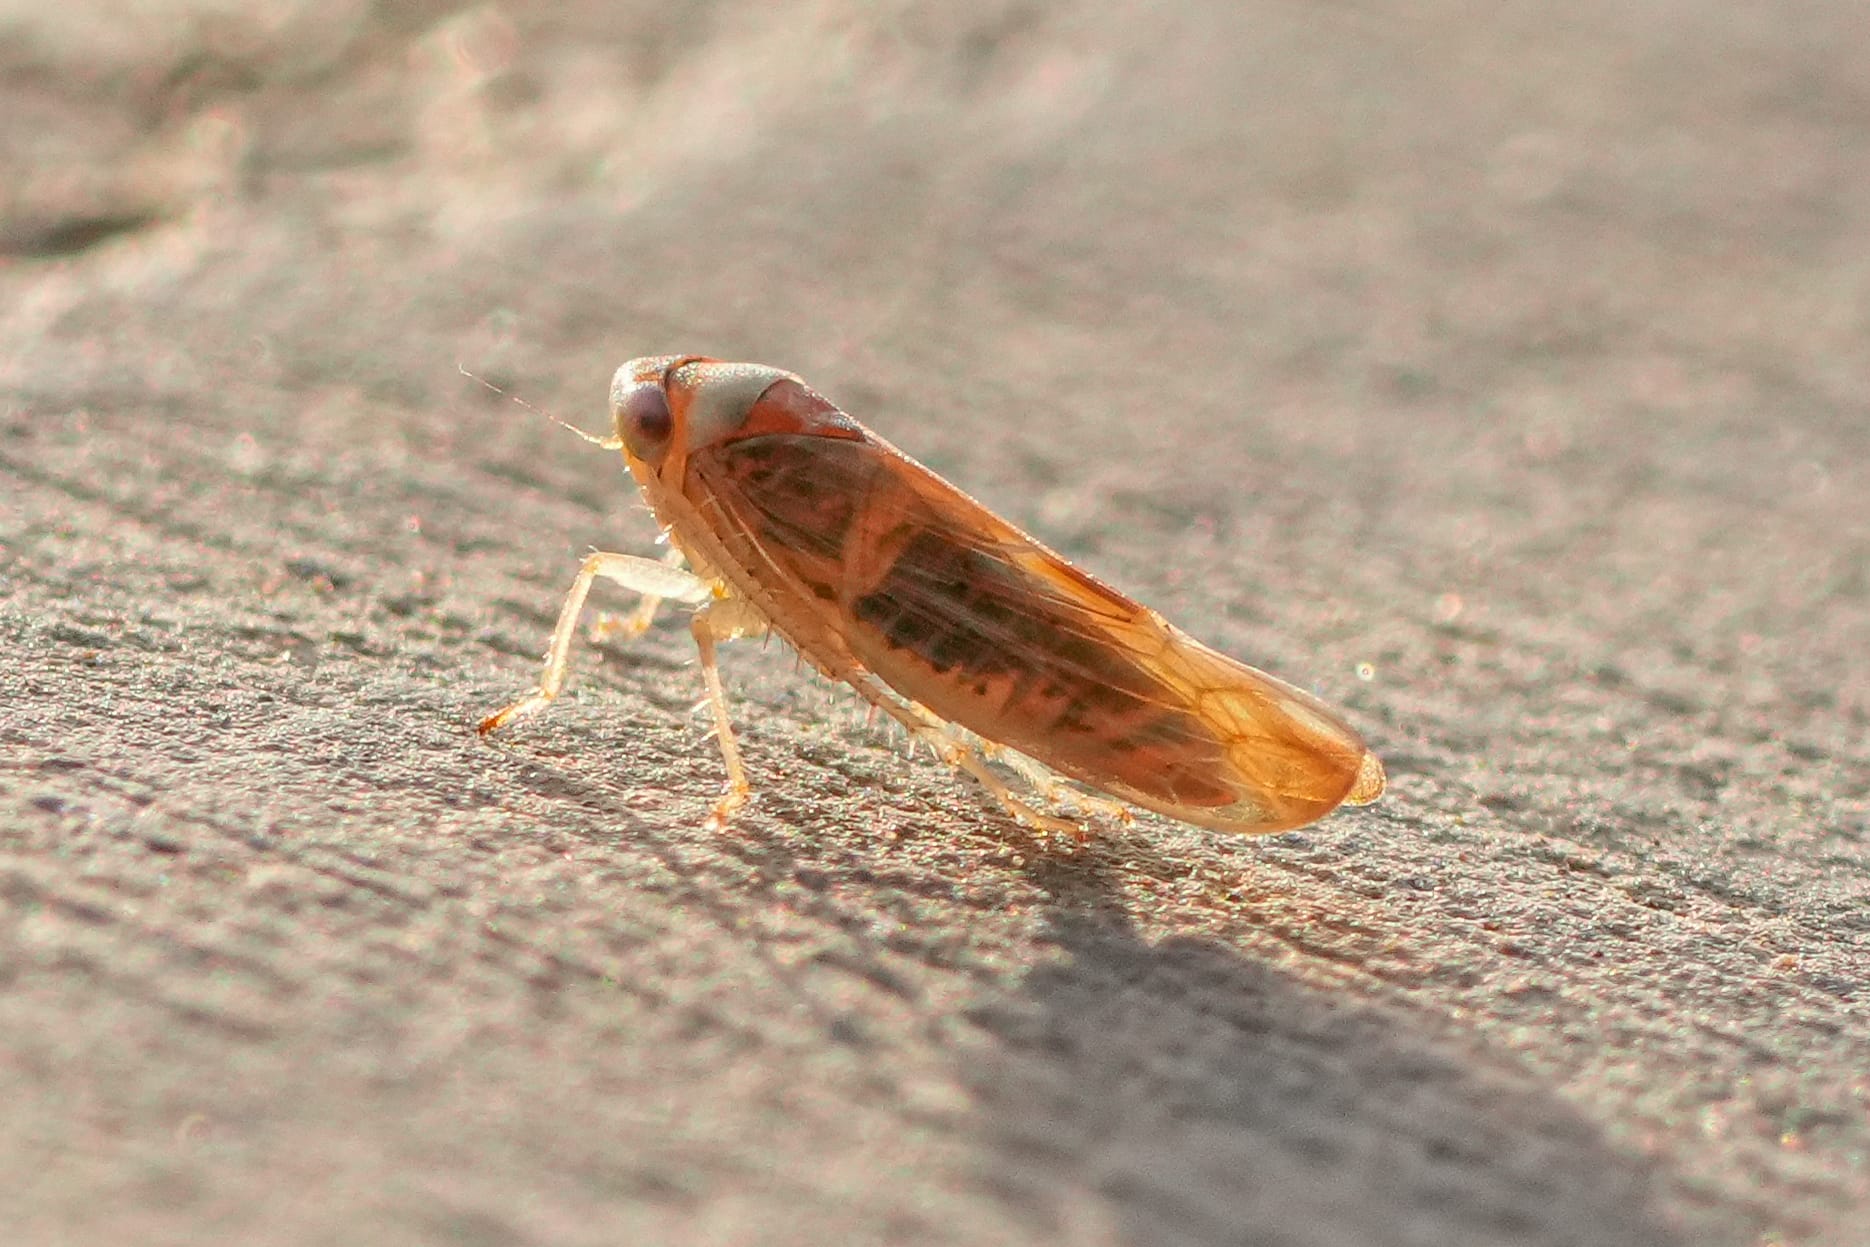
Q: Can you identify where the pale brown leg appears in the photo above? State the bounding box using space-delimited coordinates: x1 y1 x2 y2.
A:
984 743 1135 826
480 551 710 734
690 604 751 830
940 738 1089 841
590 546 689 643
843 673 1088 840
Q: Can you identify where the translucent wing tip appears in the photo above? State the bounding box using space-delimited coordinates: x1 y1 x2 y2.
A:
1345 750 1387 805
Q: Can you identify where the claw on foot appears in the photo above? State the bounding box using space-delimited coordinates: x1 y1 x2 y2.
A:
703 783 750 832
479 693 547 736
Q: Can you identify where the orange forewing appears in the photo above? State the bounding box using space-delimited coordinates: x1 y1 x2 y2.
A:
678 389 1382 835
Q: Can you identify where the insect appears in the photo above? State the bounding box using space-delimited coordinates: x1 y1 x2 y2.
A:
480 356 1385 838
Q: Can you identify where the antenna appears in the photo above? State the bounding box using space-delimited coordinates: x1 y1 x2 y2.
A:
457 363 622 450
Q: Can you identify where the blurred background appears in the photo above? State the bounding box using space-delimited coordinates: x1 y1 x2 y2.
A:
2 3 1867 1245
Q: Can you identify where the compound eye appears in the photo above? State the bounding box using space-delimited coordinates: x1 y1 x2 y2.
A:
617 383 673 458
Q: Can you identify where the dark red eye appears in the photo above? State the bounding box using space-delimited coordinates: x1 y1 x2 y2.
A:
622 385 672 443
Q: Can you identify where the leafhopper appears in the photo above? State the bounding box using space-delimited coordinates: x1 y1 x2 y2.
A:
481 356 1385 838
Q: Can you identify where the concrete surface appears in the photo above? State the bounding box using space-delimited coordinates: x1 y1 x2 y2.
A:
2 3 1866 1245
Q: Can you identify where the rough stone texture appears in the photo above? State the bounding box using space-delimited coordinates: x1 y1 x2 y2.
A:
2 4 1866 1245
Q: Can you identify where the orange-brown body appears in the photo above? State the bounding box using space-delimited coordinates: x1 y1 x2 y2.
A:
483 355 1384 836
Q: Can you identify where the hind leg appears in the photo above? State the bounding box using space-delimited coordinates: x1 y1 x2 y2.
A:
846 675 1089 840
981 743 1135 826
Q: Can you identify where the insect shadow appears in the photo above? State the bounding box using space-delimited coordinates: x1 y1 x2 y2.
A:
952 854 1688 1247
488 735 1684 1245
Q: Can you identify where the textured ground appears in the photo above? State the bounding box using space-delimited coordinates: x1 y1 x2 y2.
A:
2 3 1867 1245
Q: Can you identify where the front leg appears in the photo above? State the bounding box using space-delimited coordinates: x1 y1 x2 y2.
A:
480 551 712 734
590 545 689 643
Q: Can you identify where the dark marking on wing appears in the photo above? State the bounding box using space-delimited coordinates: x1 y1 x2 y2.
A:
696 431 1244 808
854 531 1108 681
705 435 885 602
854 528 1235 804
709 436 873 561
